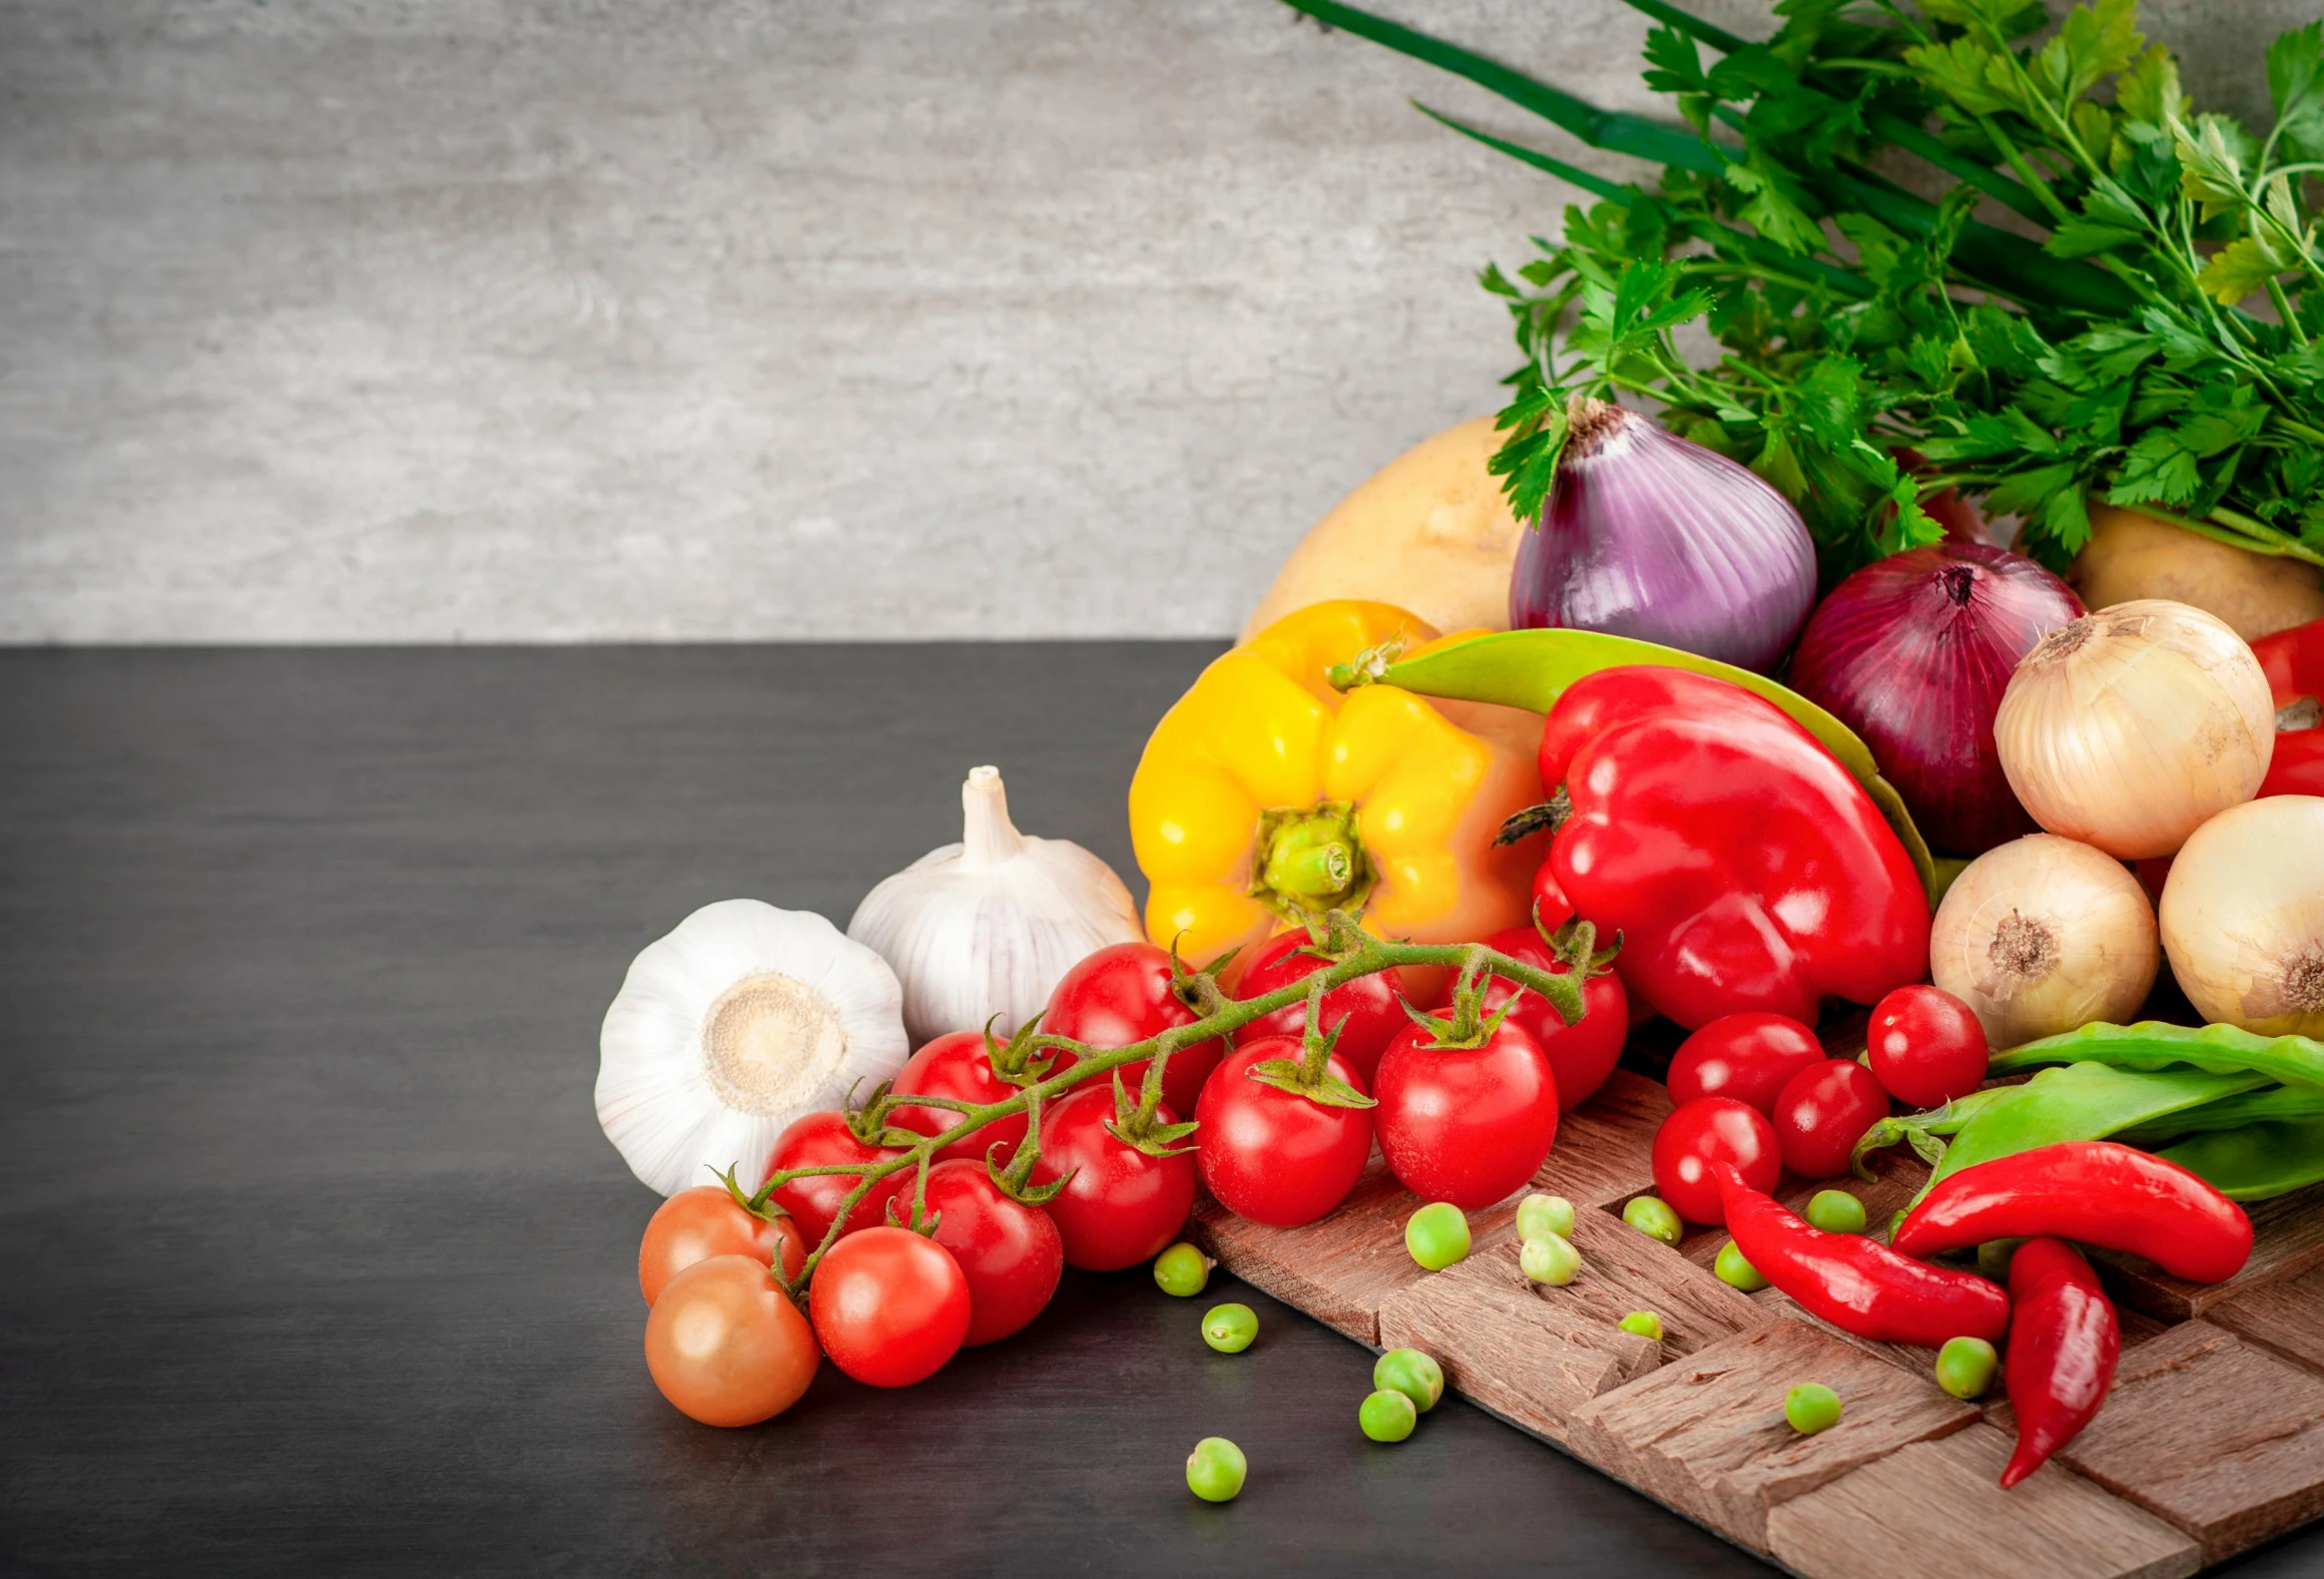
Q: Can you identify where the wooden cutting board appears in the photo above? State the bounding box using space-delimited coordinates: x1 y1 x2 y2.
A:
1187 1059 2324 1578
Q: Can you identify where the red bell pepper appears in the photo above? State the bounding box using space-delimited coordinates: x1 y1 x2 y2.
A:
1535 668 1930 1029
2001 1238 2119 1489
2253 616 2324 798
1721 1182 2011 1347
1890 1142 2254 1284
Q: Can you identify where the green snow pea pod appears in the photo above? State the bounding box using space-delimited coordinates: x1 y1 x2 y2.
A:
2115 1083 2324 1145
1989 1022 2324 1089
1371 628 1939 904
2161 1118 2324 1202
1923 1062 2271 1193
1851 1086 2018 1178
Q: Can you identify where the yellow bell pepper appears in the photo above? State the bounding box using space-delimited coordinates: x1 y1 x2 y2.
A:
1128 601 1543 978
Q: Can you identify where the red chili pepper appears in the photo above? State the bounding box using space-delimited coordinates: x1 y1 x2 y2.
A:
1721 1182 2010 1347
2001 1238 2119 1489
1536 668 1929 1029
2253 616 2324 798
1890 1141 2253 1284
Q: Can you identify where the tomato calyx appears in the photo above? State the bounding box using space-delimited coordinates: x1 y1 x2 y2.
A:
1399 946 1522 1052
981 1012 1061 1087
1100 1069 1202 1160
1241 978 1381 1112
1535 912 1622 979
1495 786 1573 847
983 1089 1075 1208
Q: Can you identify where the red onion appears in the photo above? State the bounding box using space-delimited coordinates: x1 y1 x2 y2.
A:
1786 543 2083 855
1509 398 1817 673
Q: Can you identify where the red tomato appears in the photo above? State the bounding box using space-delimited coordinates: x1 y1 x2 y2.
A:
809 1226 971 1387
1666 1013 1826 1114
886 1030 1029 1164
638 1186 808 1307
1029 1083 1199 1271
764 1111 909 1247
1195 1036 1374 1227
1773 1060 1892 1179
1866 985 1990 1109
644 1255 820 1425
1041 942 1226 1119
1440 924 1628 1110
1375 1018 1559 1210
1231 928 1406 1083
912 1160 1063 1345
1651 1097 1781 1226
1530 860 1577 935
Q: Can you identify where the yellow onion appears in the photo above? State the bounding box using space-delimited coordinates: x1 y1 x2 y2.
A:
1930 833 2158 1048
1994 599 2274 859
2159 795 2324 1036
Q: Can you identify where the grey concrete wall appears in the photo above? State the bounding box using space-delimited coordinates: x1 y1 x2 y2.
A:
0 0 2304 642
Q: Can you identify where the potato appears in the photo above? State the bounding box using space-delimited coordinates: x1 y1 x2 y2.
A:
1240 416 1523 643
2067 504 2324 642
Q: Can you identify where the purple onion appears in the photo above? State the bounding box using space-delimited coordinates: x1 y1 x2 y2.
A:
1786 543 2083 855
1509 398 1817 673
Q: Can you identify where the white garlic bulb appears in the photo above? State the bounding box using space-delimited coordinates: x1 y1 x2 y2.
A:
848 766 1145 1046
597 899 908 1196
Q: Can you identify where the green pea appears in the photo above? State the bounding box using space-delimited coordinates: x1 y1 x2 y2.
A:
1202 1303 1258 1353
1153 1243 1212 1298
1373 1347 1445 1412
1785 1382 1843 1435
1521 1231 1582 1286
1622 1196 1683 1246
1617 1310 1663 1341
1805 1190 1868 1235
1360 1387 1418 1443
1406 1202 1471 1270
1185 1436 1247 1502
1516 1193 1576 1243
1936 1336 2000 1400
1713 1239 1769 1292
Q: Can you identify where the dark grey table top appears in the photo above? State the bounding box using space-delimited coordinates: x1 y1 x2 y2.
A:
1 646 2316 1578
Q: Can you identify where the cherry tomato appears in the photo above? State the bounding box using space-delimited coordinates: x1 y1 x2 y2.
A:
1866 985 1990 1109
1773 1059 1891 1179
886 1030 1029 1164
1195 1035 1374 1227
912 1159 1062 1345
1029 1083 1199 1271
644 1255 820 1425
1375 1018 1559 1210
1667 1012 1826 1114
639 1185 807 1307
1650 1097 1780 1226
764 1110 908 1247
1440 924 1628 1110
1041 942 1227 1119
1231 928 1406 1083
1530 860 1577 935
809 1225 971 1387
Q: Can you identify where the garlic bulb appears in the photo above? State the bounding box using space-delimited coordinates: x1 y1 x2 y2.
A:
2160 795 2324 1036
1994 599 2274 859
1930 833 2159 1048
849 766 1144 1046
597 899 907 1196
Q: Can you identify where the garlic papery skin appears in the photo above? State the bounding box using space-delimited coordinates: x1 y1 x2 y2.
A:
2160 795 2324 1037
597 899 906 1196
848 766 1145 1046
1930 833 2159 1048
1994 599 2274 859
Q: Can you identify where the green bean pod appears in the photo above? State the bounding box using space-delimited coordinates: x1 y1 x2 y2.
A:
1990 1021 2324 1089
2115 1083 2324 1144
1926 1063 2270 1191
2161 1118 2324 1201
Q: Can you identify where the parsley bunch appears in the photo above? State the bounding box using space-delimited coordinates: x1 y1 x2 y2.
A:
1290 0 2324 578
